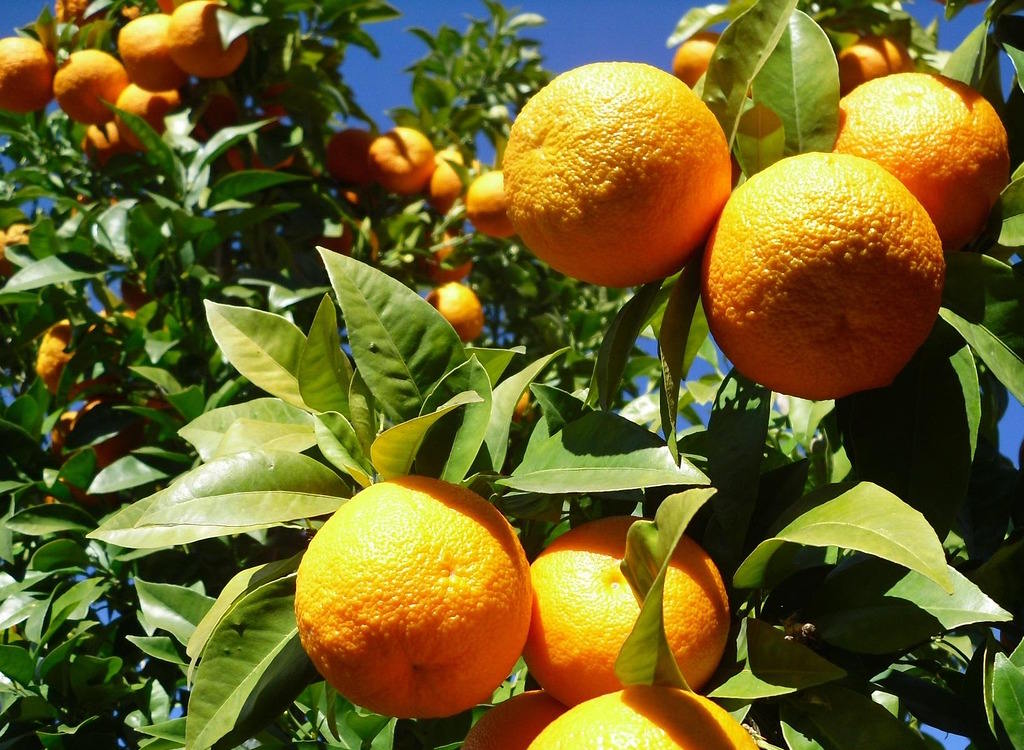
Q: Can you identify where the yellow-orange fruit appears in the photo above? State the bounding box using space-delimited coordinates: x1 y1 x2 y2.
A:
158 0 177 11
367 127 436 195
671 31 719 88
837 36 914 96
325 128 374 185
0 37 55 113
834 72 1010 251
54 50 130 124
524 516 730 706
55 0 90 22
167 1 249 79
0 223 28 277
429 148 465 213
528 686 756 750
35 320 73 394
466 171 515 238
464 691 567 750
115 84 180 148
427 282 484 342
294 476 532 718
82 121 134 165
118 14 188 92
504 62 730 286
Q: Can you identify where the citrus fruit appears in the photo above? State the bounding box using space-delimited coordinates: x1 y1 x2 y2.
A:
427 281 485 342
55 0 90 22
523 516 730 706
466 171 515 238
703 151 945 400
0 37 55 113
671 31 719 88
503 62 730 287
837 36 913 95
118 13 188 92
429 147 466 213
367 126 436 195
326 128 375 185
294 476 532 719
157 0 177 10
167 0 249 79
834 72 1010 250
115 84 181 149
0 223 28 277
425 232 472 284
54 50 130 124
463 691 567 750
82 121 133 164
528 686 756 750
36 319 73 394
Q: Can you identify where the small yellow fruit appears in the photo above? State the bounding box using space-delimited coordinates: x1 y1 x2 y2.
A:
428 148 466 214
115 84 181 149
54 50 130 125
466 171 515 238
367 127 436 195
118 14 188 92
427 281 485 342
464 691 566 750
0 37 55 113
671 31 719 88
36 320 74 394
167 0 249 79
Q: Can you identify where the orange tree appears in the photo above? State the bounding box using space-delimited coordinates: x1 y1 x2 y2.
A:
0 0 1023 748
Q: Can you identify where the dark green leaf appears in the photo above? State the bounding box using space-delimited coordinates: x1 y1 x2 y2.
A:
994 654 1024 750
208 171 307 208
593 282 663 410
135 579 214 646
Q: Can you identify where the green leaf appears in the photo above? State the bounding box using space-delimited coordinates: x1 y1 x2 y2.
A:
734 482 952 592
702 0 798 146
709 620 845 699
667 0 757 46
420 357 493 483
593 282 663 410
0 644 35 686
615 488 715 690
29 539 88 572
89 451 347 548
998 177 1024 247
321 250 467 422
87 456 169 495
785 685 930 749
734 100 785 176
995 654 1024 750
127 635 185 665
214 9 269 47
943 20 989 87
297 295 353 416
6 503 95 536
185 576 315 750
464 346 523 386
314 412 374 488
207 171 307 208
0 254 103 294
179 398 314 463
751 10 838 155
112 107 178 183
657 263 704 458
500 411 707 493
135 579 214 647
205 301 307 408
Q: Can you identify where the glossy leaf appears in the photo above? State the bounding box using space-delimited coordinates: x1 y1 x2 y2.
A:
207 171 307 208
999 177 1024 247
297 295 353 416
995 654 1024 750
734 100 785 176
786 685 930 749
135 579 214 647
593 282 663 410
179 399 314 463
420 357 493 483
657 263 704 458
315 412 374 488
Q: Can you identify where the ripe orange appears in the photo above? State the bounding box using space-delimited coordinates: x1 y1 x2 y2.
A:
82 121 134 165
837 36 914 95
504 62 730 287
671 31 719 88
118 14 188 92
703 152 945 400
55 0 90 22
463 691 567 750
834 72 1010 251
427 281 485 342
115 84 181 149
0 223 28 277
157 0 177 10
367 126 436 195
0 37 55 113
429 147 466 213
167 0 249 79
524 516 729 706
466 171 515 238
425 232 472 284
294 476 532 719
36 319 74 394
325 128 375 185
54 50 130 125
528 686 756 749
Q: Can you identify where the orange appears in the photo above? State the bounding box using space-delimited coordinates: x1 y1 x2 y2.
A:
36 319 73 394
54 50 130 125
671 31 719 88
167 1 249 79
425 232 472 284
528 686 756 749
466 170 515 238
464 691 567 750
504 62 730 287
834 72 1010 251
429 147 466 213
427 282 484 342
512 390 532 423
115 84 180 149
325 128 374 185
523 516 729 706
837 36 914 95
0 37 55 113
703 152 945 400
0 223 28 277
158 0 177 10
55 0 90 22
294 476 532 719
118 14 188 92
82 121 134 165
367 126 436 195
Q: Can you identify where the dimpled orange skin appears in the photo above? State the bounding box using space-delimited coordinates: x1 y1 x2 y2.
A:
429 148 466 214
0 38 55 114
503 62 731 287
115 84 181 149
168 1 249 79
36 320 73 394
427 281 485 342
523 516 730 707
527 686 756 750
671 32 720 88
294 477 532 719
118 14 188 92
463 691 567 750
82 121 134 165
703 152 945 400
466 171 516 238
54 50 130 125
326 128 375 185
837 36 914 95
368 127 437 194
834 73 1009 251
